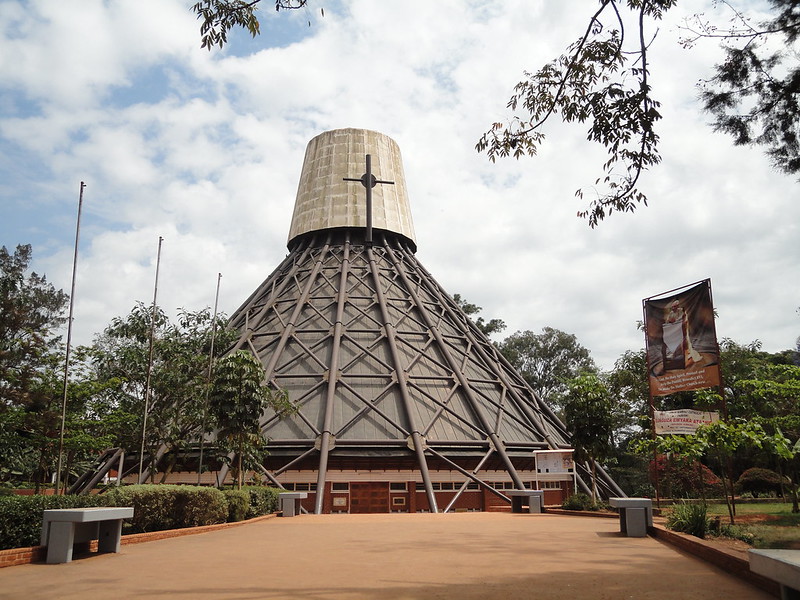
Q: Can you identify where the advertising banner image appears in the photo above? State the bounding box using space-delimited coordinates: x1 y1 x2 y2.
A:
643 280 721 397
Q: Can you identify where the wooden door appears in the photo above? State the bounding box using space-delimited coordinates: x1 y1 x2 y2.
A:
349 482 389 513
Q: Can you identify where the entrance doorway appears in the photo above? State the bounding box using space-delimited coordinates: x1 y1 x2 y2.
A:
349 482 389 513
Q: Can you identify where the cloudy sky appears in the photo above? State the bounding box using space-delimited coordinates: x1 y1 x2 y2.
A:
1 0 797 370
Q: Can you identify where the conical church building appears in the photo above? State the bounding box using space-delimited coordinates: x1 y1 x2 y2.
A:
223 128 623 514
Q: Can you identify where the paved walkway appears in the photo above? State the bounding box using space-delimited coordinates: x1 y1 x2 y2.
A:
0 512 773 599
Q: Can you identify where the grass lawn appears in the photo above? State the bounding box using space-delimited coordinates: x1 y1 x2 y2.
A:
706 502 796 515
704 502 800 549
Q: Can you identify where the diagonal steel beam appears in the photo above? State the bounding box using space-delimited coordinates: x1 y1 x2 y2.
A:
383 243 526 490
402 241 567 449
258 236 333 381
229 247 312 347
366 244 439 513
315 237 352 513
442 448 495 513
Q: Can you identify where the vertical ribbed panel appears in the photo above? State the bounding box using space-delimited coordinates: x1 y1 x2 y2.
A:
288 129 416 247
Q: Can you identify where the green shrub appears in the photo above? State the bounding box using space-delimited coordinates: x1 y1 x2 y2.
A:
240 486 282 518
736 468 784 497
717 522 755 545
0 494 109 550
105 485 227 533
562 493 600 511
667 502 710 539
223 490 250 522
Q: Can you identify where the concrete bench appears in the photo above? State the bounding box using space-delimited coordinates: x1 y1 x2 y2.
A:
609 498 653 538
41 507 134 564
278 492 307 517
749 549 800 600
506 490 545 514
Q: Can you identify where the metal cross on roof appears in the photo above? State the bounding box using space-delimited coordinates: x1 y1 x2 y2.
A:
343 154 394 246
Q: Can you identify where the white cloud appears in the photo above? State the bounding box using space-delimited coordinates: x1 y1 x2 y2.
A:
0 0 797 371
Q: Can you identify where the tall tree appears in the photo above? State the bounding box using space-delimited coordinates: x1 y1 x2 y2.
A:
88 304 237 479
452 293 506 338
500 327 596 408
0 244 68 407
605 349 650 446
563 372 614 501
209 350 293 489
0 244 69 490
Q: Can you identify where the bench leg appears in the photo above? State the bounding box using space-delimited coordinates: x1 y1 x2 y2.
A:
46 522 75 564
281 498 297 517
624 507 647 537
781 584 800 600
528 497 542 514
511 497 524 513
98 519 123 553
618 508 628 534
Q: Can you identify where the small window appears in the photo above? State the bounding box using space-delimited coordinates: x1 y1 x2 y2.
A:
466 482 479 491
390 482 407 491
332 482 349 492
392 497 406 506
416 483 426 491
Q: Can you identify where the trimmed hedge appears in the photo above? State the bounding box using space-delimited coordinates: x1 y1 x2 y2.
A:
104 485 227 533
0 494 110 550
736 468 784 497
240 486 282 518
223 490 250 522
0 485 282 550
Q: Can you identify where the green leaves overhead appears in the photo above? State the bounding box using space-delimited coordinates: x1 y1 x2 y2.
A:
476 1 673 227
688 0 800 176
477 0 798 226
191 0 309 51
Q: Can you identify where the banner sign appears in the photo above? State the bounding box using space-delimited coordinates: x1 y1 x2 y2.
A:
643 280 721 396
654 409 719 435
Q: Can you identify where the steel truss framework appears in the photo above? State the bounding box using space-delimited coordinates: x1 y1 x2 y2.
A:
224 228 623 513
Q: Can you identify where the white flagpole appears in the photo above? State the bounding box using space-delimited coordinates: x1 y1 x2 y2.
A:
55 181 86 495
138 236 163 483
198 272 222 485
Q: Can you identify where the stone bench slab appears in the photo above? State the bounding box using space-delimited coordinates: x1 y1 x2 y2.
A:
279 492 308 517
749 549 800 600
41 507 134 564
609 497 653 537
